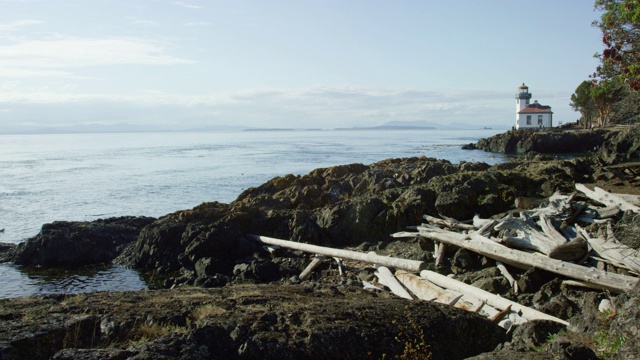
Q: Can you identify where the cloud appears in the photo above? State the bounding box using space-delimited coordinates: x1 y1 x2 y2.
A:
127 17 159 26
184 21 211 27
173 1 202 10
0 85 514 130
0 36 195 78
0 19 43 34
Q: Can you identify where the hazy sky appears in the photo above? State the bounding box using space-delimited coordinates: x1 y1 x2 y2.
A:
0 0 603 132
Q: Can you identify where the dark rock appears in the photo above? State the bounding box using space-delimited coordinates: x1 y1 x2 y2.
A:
233 259 281 283
517 268 555 294
0 242 16 263
550 341 598 360
0 285 508 360
609 283 640 359
435 189 476 220
506 320 566 352
473 128 610 154
11 216 155 268
452 248 483 271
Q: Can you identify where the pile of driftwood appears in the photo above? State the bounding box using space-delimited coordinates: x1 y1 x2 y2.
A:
249 183 640 331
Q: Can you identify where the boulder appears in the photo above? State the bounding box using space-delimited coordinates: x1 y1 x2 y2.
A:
11 216 155 268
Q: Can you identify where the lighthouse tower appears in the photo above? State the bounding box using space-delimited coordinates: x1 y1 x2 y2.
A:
516 83 532 114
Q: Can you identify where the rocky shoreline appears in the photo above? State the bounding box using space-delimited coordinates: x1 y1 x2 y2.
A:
1 125 639 359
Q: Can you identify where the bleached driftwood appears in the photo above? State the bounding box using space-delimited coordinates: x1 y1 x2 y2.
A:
495 216 565 255
390 231 422 238
334 257 345 276
560 202 588 230
562 280 621 292
420 270 569 326
538 214 569 245
375 266 412 300
613 193 640 206
394 270 524 329
250 235 426 273
434 243 447 267
395 270 456 303
522 191 574 218
583 224 640 274
416 226 638 293
496 261 518 293
299 255 325 280
576 184 640 213
473 215 494 230
423 214 476 231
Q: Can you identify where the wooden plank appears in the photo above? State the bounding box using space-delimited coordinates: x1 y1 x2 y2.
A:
417 225 639 293
250 235 427 273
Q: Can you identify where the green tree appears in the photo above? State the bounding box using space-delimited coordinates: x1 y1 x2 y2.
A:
611 85 640 124
570 81 597 128
594 0 640 89
592 77 625 126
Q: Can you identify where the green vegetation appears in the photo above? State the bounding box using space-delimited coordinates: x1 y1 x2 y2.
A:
570 1 640 126
129 322 189 346
390 306 433 360
590 309 626 358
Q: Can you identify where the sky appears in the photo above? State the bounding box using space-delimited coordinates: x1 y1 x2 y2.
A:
0 0 604 133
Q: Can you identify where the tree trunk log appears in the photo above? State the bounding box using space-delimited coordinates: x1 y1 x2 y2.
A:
250 235 426 273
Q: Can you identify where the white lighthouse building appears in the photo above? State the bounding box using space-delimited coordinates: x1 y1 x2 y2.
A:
515 83 553 129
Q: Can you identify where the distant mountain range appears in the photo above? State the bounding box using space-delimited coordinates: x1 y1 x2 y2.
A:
0 120 509 134
335 121 508 131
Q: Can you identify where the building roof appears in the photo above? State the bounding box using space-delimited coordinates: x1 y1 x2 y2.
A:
518 101 552 114
518 83 528 89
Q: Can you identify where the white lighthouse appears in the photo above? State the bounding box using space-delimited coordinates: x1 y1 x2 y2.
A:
515 83 553 129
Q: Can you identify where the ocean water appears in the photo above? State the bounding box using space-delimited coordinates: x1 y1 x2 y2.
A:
0 129 507 298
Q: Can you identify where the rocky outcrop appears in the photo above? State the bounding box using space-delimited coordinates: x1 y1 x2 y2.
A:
0 285 507 360
109 156 598 289
597 125 640 163
466 126 640 161
10 216 155 267
468 128 609 154
4 155 599 291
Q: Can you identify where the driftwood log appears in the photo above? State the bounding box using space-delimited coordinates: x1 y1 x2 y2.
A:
420 270 569 326
394 270 523 329
299 255 326 280
250 235 427 273
413 226 638 293
375 266 413 300
576 184 640 213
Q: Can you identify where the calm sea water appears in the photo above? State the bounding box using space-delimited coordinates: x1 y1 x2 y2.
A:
0 129 507 298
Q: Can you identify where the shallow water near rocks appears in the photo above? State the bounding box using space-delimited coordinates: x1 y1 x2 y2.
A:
0 264 146 299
